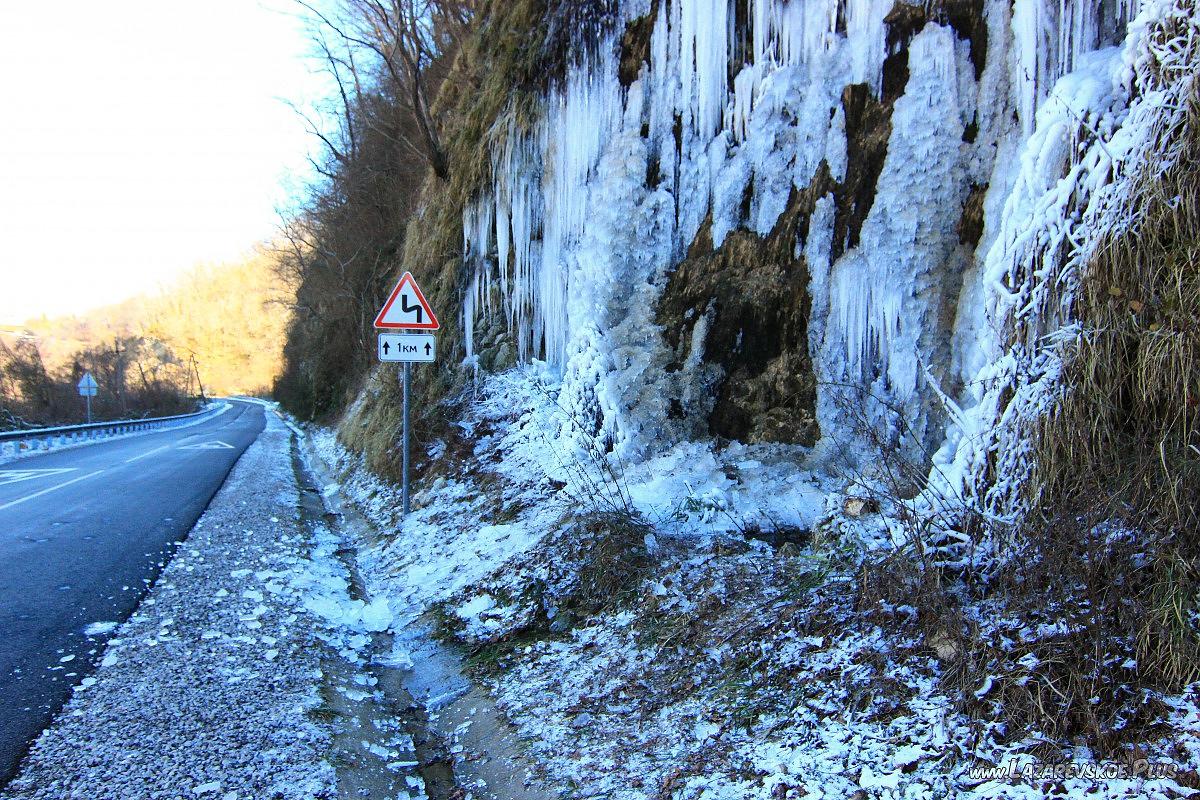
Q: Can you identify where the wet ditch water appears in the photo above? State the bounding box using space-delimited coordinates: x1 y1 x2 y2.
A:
290 428 557 800
293 443 460 800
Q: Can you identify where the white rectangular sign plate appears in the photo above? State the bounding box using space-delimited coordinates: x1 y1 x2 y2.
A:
378 333 436 363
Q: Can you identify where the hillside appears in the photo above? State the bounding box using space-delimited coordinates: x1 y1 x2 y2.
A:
21 253 290 397
2 253 290 427
276 0 1200 796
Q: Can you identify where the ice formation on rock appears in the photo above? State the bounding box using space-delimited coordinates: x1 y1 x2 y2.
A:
460 0 1168 519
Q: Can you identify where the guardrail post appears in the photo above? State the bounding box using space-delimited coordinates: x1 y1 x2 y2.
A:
0 404 216 455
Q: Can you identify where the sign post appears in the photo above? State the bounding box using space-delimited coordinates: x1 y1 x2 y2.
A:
77 372 99 424
402 362 410 514
374 272 440 516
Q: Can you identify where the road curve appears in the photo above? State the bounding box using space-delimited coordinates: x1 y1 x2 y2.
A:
0 400 267 785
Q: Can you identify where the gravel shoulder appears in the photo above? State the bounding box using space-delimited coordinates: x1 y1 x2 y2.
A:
1 414 336 800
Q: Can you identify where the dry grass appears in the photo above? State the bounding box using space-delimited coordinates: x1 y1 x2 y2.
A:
854 511 1185 758
862 82 1200 755
844 101 1200 740
1034 74 1200 526
1029 83 1200 693
547 510 656 620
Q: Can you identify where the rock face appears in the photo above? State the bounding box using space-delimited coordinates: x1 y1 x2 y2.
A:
657 197 820 446
454 0 1144 490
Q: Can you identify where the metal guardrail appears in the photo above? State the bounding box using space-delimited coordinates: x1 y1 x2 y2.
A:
0 405 215 456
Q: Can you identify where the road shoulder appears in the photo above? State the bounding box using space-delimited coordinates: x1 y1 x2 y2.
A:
1 414 334 800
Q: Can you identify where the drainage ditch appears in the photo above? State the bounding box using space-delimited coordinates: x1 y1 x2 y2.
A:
293 442 461 800
290 428 558 800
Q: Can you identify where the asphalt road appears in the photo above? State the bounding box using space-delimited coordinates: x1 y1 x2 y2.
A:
0 400 267 785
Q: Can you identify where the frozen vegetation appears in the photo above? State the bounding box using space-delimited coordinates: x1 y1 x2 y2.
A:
324 0 1200 796
318 362 1200 797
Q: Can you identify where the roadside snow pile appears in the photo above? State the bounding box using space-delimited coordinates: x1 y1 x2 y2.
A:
312 414 553 617
293 523 394 635
316 365 842 636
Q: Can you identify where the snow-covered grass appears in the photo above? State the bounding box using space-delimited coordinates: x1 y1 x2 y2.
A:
312 365 1200 799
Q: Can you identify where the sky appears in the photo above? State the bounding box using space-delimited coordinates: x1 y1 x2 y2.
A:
0 1 330 323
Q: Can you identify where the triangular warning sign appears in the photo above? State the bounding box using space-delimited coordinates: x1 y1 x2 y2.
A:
374 272 440 330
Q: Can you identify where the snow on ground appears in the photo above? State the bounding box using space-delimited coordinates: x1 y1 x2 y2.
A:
0 411 427 800
315 366 1200 800
1 413 332 800
312 389 555 620
319 366 847 615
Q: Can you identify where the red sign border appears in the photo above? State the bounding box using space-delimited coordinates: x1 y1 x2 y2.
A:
373 272 441 330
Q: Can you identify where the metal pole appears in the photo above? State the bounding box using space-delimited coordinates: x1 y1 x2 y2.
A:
402 362 411 516
85 394 92 425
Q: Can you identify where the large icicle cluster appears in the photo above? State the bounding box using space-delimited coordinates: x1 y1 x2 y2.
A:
463 42 625 370
1011 0 1141 135
459 0 1149 501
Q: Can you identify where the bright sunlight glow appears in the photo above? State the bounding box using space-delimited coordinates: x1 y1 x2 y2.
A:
0 1 327 323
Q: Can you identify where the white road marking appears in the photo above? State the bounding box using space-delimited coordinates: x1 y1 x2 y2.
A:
0 468 78 487
179 441 235 450
0 470 105 512
124 444 170 464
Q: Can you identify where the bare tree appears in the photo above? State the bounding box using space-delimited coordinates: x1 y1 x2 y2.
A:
297 0 474 180
273 0 474 418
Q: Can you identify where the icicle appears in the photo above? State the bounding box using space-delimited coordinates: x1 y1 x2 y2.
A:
649 0 672 148
459 0 1144 431
463 272 477 361
846 0 893 95
462 195 491 272
1012 0 1133 136
727 63 759 142
539 45 623 366
679 0 731 136
459 36 622 369
752 0 774 65
1059 0 1099 77
461 195 495 357
827 253 906 382
750 0 837 68
1012 0 1049 136
749 0 889 94
909 22 960 109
